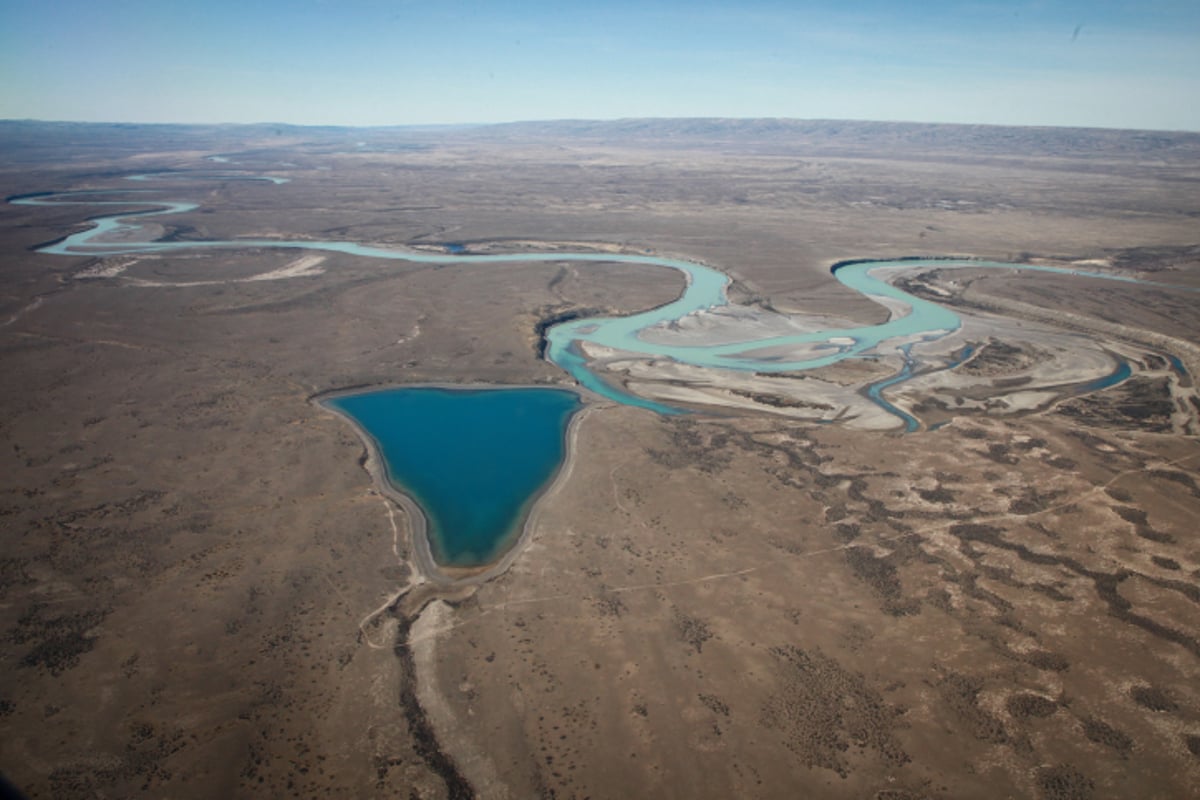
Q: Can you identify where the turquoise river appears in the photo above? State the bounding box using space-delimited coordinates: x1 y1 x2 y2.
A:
10 183 1183 568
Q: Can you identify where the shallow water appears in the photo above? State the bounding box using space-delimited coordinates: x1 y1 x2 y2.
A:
14 181 1186 568
14 188 1167 421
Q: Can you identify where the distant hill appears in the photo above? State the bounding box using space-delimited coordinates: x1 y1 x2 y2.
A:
0 120 477 164
456 118 1200 161
3 117 1199 164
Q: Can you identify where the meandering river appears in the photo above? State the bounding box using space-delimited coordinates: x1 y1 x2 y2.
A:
13 185 1165 421
13 179 1192 570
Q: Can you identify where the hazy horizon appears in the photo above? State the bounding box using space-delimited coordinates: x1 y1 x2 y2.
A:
5 115 1200 136
3 1 1199 132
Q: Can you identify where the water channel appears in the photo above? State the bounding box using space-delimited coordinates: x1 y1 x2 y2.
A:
12 187 1162 418
12 181 1185 569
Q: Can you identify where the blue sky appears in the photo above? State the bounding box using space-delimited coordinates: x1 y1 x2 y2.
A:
2 0 1198 130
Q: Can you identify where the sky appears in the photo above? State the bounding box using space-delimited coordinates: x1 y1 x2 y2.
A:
2 0 1199 131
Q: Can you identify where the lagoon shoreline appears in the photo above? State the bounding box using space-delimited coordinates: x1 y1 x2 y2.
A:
312 382 592 588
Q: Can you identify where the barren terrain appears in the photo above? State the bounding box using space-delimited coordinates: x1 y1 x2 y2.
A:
1 119 1198 798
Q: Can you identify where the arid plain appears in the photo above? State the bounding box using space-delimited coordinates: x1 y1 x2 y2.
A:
2 120 1199 798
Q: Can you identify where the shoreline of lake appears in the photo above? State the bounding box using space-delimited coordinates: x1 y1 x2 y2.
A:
314 383 589 586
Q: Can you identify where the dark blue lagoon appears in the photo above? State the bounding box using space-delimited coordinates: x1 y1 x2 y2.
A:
325 387 582 569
